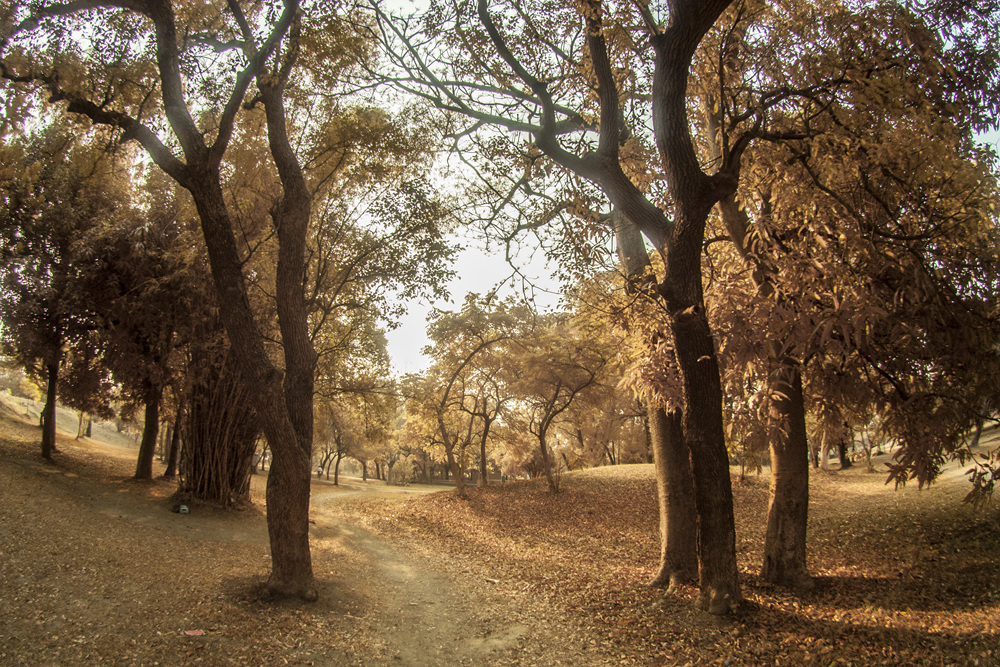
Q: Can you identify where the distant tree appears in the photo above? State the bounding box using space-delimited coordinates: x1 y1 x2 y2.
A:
419 294 533 496
511 314 613 492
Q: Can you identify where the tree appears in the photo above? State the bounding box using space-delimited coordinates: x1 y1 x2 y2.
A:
1 0 331 598
418 294 533 496
512 313 612 492
0 121 131 459
373 0 749 611
695 0 1000 588
82 171 209 481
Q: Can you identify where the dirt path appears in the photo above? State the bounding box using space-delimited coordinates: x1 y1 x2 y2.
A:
0 400 557 665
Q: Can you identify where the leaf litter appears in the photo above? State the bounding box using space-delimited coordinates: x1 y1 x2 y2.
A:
2 397 998 666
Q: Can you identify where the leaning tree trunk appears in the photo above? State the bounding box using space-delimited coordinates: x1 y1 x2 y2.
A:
40 357 59 460
761 366 813 589
134 383 163 480
534 427 560 494
188 164 315 599
819 430 833 471
648 404 698 590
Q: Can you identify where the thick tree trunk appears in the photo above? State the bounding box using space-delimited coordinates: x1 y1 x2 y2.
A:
40 358 59 460
188 175 315 600
163 401 183 479
761 367 813 589
334 452 343 486
668 298 740 614
819 431 833 471
135 384 162 480
440 415 467 497
479 416 493 488
837 439 852 469
648 404 698 590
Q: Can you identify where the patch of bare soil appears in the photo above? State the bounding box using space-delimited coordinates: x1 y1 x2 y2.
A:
0 403 604 666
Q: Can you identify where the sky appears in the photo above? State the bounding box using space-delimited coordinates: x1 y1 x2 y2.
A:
383 239 563 374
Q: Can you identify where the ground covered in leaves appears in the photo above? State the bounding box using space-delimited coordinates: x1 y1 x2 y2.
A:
334 457 1000 666
2 396 998 666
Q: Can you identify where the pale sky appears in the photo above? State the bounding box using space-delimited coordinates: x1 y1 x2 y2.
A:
383 241 563 374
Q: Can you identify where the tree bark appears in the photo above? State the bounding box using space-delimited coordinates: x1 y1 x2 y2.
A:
188 174 315 600
837 438 852 469
40 358 59 460
648 405 698 590
163 400 184 479
761 367 813 589
668 296 740 613
537 431 559 494
819 430 832 471
479 413 493 487
135 383 162 480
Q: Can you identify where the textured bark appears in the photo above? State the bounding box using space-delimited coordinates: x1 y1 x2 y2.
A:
538 432 559 494
761 367 813 589
819 431 833 471
188 173 315 599
478 409 494 487
837 439 853 469
163 401 184 479
180 356 258 505
668 300 740 613
40 358 59 460
648 405 698 590
134 384 162 480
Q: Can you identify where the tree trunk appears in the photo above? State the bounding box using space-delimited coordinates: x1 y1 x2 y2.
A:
187 171 315 600
648 404 698 590
362 460 368 482
135 384 162 480
642 406 653 464
440 416 467 497
667 299 740 614
40 358 59 460
76 411 86 440
479 417 492 488
334 451 343 486
163 401 183 479
761 367 813 589
537 432 559 494
819 430 833 471
837 438 852 469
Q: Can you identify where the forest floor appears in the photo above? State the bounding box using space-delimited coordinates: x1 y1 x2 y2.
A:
1 395 999 666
